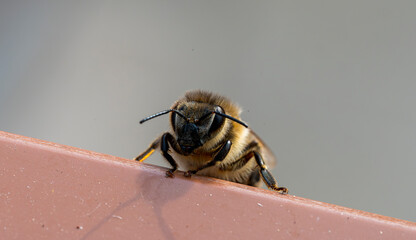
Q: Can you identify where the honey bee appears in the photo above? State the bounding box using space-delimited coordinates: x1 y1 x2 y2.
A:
135 90 288 194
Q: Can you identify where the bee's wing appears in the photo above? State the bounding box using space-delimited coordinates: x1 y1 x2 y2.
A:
249 129 277 168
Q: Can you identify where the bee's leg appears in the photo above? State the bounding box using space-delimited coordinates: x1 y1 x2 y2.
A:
161 133 180 178
253 151 288 194
134 138 160 162
184 140 232 177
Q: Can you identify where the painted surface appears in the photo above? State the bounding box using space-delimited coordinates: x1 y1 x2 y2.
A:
1 131 415 239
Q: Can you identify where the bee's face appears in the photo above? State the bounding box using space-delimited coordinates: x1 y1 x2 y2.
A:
171 102 225 155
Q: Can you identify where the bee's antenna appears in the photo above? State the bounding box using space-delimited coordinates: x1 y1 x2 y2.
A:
140 109 187 124
214 111 248 128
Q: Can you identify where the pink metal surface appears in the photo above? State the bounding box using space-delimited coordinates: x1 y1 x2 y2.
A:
1 131 415 239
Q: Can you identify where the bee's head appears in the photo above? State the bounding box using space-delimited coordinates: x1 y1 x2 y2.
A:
139 102 247 155
170 102 227 154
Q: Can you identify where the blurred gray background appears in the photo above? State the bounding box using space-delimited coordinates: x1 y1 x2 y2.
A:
1 1 415 221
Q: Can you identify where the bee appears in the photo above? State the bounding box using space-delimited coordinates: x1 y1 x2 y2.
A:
135 90 288 194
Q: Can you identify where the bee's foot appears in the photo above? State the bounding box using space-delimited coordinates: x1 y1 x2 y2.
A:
165 170 175 178
274 187 288 194
184 170 196 178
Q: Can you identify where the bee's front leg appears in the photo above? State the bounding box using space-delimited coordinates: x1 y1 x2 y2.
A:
184 140 232 177
160 133 180 178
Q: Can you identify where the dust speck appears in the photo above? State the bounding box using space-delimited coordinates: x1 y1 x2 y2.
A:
112 215 123 220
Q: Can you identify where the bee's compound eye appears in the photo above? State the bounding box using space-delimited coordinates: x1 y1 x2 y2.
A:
171 112 176 131
209 106 225 133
